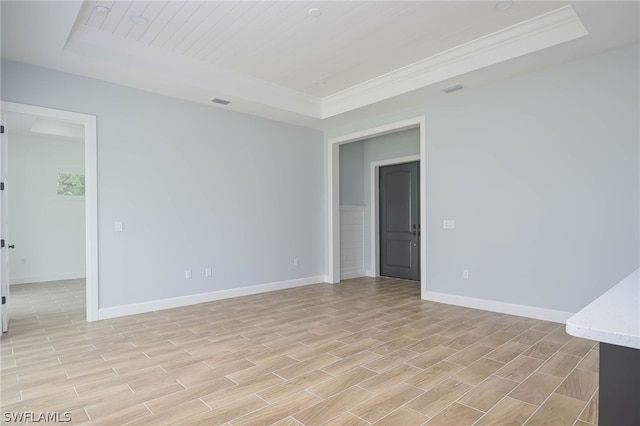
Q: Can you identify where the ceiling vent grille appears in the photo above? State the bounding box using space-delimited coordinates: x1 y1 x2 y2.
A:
441 84 463 94
211 98 231 105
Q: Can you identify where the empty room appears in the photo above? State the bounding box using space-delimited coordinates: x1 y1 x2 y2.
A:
1 1 638 425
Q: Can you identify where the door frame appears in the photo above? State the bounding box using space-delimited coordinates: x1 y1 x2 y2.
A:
370 155 421 279
327 116 427 298
1 101 99 321
1 111 8 331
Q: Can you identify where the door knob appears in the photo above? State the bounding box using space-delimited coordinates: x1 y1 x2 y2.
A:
7 245 14 249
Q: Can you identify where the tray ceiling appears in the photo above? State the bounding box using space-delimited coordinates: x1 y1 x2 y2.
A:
1 1 638 129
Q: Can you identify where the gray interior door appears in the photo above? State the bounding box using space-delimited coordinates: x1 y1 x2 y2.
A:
379 161 420 281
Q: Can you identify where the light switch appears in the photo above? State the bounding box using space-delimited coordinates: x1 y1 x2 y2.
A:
443 220 456 229
114 221 123 232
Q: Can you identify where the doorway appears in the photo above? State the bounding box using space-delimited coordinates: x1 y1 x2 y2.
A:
379 161 420 281
0 102 98 332
327 116 427 298
5 112 87 331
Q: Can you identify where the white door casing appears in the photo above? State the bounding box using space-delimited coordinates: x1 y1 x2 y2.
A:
0 102 99 322
370 155 421 278
327 115 427 298
1 113 9 332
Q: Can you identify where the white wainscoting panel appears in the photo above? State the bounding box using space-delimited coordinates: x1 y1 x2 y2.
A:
340 205 365 280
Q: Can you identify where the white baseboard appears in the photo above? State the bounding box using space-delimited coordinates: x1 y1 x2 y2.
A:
98 276 327 320
365 269 376 277
10 273 86 285
340 267 366 280
423 291 574 323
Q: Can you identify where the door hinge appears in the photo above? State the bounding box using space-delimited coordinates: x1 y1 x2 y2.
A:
0 125 4 134
0 240 4 248
1 296 5 305
0 182 4 191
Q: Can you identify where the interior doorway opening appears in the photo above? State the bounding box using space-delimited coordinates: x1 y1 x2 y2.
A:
0 102 98 332
328 116 427 298
4 112 88 331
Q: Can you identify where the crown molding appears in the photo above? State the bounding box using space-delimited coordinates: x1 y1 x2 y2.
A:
63 6 587 121
321 5 588 118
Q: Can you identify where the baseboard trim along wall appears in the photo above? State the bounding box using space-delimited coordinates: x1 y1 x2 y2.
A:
423 291 574 323
10 273 86 285
98 275 329 320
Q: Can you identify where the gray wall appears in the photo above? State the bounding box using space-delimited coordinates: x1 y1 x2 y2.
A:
327 44 640 313
3 43 638 315
1 60 325 309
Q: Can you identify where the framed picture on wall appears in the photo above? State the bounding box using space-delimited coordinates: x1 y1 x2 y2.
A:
56 171 85 197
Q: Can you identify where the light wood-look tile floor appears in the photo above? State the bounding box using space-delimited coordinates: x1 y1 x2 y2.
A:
1 277 599 425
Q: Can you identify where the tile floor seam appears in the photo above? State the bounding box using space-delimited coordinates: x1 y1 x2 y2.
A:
345 410 373 425
519 371 579 425
480 341 569 424
83 406 91 420
455 399 487 414
574 386 599 424
419 378 476 420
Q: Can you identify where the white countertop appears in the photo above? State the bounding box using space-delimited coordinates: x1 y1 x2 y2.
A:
566 268 640 349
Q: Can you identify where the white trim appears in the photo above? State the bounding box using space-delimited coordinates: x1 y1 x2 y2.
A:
1 101 99 321
322 6 587 118
10 273 85 285
98 276 327 320
327 116 426 292
61 5 586 121
424 291 573 324
369 155 421 278
339 205 366 281
419 120 427 299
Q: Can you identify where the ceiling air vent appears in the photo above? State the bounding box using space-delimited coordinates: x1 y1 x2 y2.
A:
441 84 463 94
211 98 231 106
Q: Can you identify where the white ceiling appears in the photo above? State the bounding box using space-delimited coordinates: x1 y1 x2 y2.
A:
1 1 638 130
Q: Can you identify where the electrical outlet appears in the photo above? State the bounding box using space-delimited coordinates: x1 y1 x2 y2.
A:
205 267 212 277
293 258 299 267
463 269 469 279
185 270 192 279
